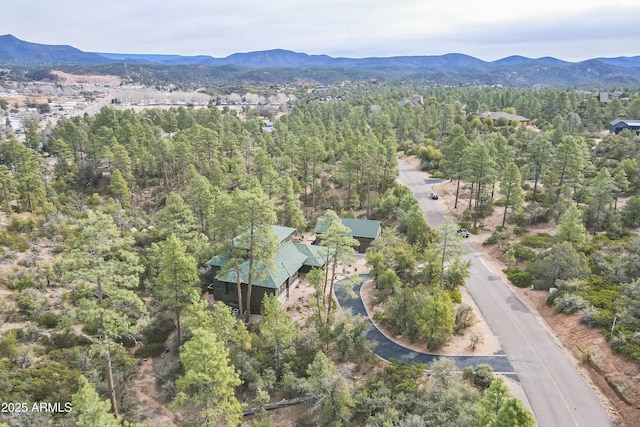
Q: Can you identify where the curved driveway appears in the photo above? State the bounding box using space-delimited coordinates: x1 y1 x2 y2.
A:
335 275 515 374
396 159 613 427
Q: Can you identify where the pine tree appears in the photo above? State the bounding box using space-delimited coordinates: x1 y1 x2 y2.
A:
556 206 588 249
185 165 216 232
60 212 146 417
156 234 200 345
318 210 359 321
107 169 131 208
232 185 278 321
499 163 524 227
171 328 243 427
71 376 120 427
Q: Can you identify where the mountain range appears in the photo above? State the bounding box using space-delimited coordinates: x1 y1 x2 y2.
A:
2 34 640 87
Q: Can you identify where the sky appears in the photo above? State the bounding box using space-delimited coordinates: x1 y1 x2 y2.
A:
3 0 640 62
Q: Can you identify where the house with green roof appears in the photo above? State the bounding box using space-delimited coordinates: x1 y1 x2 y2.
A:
313 216 382 253
206 225 332 313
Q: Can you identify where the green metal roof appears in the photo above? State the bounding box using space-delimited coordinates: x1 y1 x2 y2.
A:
314 216 382 239
294 243 333 267
215 241 307 288
205 254 230 267
232 225 296 249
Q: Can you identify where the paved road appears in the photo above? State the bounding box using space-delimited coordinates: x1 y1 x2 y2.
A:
397 160 613 427
335 274 516 375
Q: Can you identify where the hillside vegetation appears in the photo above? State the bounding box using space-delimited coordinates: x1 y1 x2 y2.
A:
1 82 640 425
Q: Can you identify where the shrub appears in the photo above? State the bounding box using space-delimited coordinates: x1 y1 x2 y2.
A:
520 233 555 248
503 267 532 288
579 306 600 328
458 221 472 231
35 312 61 329
46 333 93 350
134 343 166 358
553 294 591 314
483 228 510 247
507 243 536 261
449 288 462 304
9 274 37 291
0 229 29 252
454 304 476 334
473 364 495 391
141 316 176 345
15 292 37 316
7 215 37 233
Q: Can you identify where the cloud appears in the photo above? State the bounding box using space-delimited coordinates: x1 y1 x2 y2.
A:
2 0 639 60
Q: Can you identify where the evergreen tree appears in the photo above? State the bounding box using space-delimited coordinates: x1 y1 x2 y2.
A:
71 376 120 427
463 139 497 228
258 294 299 377
440 132 471 209
499 163 524 227
555 206 588 250
185 166 216 231
317 210 359 321
171 328 243 427
156 234 200 345
60 212 146 417
107 169 131 208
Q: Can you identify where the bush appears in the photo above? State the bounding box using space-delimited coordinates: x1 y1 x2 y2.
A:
449 288 462 304
553 294 591 314
473 364 494 391
0 229 29 252
454 304 476 334
9 274 37 291
46 333 93 350
7 215 37 233
141 316 176 345
458 221 472 231
134 343 166 358
483 227 510 247
35 312 61 329
520 233 555 248
507 244 536 261
579 306 599 328
503 267 532 288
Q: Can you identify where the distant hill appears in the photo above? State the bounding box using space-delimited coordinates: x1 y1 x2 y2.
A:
0 34 114 65
3 34 640 87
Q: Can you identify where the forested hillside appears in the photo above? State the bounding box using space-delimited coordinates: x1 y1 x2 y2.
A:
1 82 640 426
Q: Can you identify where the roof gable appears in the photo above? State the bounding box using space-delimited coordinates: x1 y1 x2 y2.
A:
215 241 306 288
611 119 640 127
314 216 382 239
232 225 296 249
483 111 529 122
294 242 333 267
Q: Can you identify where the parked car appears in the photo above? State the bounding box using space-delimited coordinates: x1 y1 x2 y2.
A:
457 228 470 238
430 192 439 200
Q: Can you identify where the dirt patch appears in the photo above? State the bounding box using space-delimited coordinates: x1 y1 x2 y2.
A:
51 70 121 86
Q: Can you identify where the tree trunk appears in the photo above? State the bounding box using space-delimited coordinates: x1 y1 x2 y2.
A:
97 277 119 418
243 396 309 416
245 255 254 322
326 254 338 322
502 190 511 227
175 308 181 345
454 178 461 209
105 348 119 418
